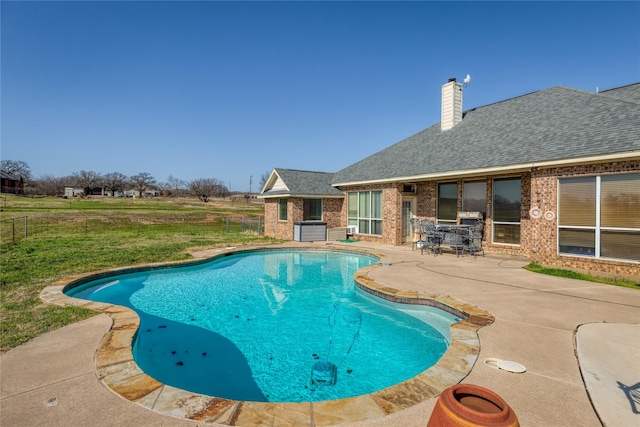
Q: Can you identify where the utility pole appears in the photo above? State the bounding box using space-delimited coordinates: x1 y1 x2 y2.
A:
249 175 253 195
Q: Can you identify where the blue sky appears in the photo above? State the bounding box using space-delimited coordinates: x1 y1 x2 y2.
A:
2 1 639 192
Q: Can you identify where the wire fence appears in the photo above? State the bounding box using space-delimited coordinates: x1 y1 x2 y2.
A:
0 215 264 245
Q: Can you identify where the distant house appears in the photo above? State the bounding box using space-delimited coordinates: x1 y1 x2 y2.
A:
260 80 640 277
63 187 161 198
64 186 104 197
124 189 158 198
1 172 24 195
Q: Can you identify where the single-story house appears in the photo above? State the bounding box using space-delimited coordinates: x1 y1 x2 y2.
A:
260 168 344 239
0 171 24 195
260 80 640 277
64 186 105 197
124 189 159 198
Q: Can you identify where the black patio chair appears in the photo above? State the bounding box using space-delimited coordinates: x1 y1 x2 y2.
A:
464 221 485 258
420 220 442 256
447 230 466 257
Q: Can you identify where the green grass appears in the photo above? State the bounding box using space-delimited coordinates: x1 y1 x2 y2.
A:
0 195 280 353
1 194 262 217
524 262 639 289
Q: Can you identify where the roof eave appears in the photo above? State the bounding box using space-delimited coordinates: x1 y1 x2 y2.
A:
331 151 640 187
258 193 344 199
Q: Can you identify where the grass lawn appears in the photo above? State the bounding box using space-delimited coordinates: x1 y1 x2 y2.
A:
1 193 262 217
0 195 280 353
524 262 639 289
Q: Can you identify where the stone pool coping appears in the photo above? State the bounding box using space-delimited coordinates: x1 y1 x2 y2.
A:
39 245 494 426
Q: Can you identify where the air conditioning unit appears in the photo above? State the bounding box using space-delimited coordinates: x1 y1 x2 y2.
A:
346 225 358 235
403 184 416 193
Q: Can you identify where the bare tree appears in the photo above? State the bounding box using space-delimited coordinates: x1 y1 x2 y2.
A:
103 172 128 196
30 175 67 196
216 181 230 198
190 178 228 202
70 170 102 196
167 175 187 197
129 172 157 197
156 181 171 197
258 171 271 190
1 160 32 182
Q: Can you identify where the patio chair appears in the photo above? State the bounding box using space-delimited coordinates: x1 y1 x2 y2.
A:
447 231 466 257
463 221 485 258
420 220 442 256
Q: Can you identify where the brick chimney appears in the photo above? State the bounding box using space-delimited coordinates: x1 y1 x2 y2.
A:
441 77 463 131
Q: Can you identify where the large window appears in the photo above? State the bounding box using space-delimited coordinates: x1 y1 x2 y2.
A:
463 181 487 219
558 177 595 255
347 191 382 235
493 178 521 244
303 199 322 220
559 173 639 262
278 198 287 221
437 183 457 223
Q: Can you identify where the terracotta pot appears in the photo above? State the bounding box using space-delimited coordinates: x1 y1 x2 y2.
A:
427 384 519 427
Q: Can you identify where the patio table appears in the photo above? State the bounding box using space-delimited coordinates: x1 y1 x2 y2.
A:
434 224 474 232
433 224 474 255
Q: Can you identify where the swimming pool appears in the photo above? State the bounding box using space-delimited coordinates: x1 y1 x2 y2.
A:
66 249 458 402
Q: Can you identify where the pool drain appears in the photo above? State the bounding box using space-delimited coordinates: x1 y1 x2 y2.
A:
311 361 338 385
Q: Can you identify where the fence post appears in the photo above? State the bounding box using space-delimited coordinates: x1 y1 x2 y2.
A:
258 217 262 235
85 216 88 236
226 217 230 233
12 218 16 243
24 216 28 239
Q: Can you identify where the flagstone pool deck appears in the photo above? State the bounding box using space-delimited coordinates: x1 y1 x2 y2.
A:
1 241 639 426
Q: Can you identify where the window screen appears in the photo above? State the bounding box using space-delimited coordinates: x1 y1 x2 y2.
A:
493 178 521 244
303 199 322 221
278 198 287 221
348 191 382 236
463 181 487 217
438 182 457 222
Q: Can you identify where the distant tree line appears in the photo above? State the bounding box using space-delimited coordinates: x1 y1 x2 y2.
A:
0 160 231 202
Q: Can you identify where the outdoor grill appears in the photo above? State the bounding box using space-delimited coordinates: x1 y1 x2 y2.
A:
457 211 483 225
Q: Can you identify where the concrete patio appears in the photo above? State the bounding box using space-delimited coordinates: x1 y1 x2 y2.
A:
1 241 639 426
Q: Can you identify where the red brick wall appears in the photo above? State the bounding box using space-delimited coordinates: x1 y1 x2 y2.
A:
338 183 396 245
524 160 640 278
264 197 344 240
323 198 343 228
265 160 639 277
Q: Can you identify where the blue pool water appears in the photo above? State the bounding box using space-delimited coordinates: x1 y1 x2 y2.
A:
67 249 457 402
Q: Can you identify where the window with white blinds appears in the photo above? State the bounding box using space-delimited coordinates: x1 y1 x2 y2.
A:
558 173 639 262
601 174 640 228
558 177 595 227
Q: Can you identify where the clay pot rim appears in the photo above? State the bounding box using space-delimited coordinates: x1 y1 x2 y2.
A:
446 384 510 420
